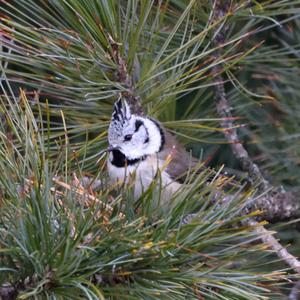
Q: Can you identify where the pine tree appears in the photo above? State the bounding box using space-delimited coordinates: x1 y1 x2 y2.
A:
0 1 300 299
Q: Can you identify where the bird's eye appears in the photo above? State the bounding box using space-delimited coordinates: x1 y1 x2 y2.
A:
124 134 132 141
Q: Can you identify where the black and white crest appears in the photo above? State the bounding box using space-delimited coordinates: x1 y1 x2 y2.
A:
111 98 131 124
108 99 132 143
108 98 164 161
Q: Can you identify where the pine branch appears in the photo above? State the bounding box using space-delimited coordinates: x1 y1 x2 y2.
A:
211 0 270 192
210 0 299 220
24 176 125 221
248 190 300 222
210 0 300 275
108 34 143 115
52 175 125 220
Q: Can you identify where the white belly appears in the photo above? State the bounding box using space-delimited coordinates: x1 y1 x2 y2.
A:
107 155 181 200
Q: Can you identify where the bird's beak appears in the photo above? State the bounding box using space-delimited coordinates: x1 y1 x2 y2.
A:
97 145 119 164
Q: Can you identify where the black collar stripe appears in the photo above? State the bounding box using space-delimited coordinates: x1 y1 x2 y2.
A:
111 149 146 168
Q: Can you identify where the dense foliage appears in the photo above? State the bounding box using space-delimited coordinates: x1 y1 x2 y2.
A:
0 1 300 299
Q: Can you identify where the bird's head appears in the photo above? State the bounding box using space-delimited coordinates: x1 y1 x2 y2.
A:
108 99 164 160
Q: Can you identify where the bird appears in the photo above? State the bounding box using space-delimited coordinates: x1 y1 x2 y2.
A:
105 98 205 200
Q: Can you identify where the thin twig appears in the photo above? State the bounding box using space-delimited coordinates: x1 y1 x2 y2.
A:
210 1 299 221
247 220 300 274
210 0 300 275
210 0 300 219
211 0 270 191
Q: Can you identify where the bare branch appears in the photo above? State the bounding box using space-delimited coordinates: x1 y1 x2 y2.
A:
249 190 300 222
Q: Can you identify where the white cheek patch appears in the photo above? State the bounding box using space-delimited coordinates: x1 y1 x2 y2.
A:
120 118 162 160
108 114 163 161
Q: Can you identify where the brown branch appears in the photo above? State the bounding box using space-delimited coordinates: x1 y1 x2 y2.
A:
289 281 300 300
211 0 270 192
210 0 300 276
248 190 300 222
247 220 300 274
107 34 143 115
210 0 300 220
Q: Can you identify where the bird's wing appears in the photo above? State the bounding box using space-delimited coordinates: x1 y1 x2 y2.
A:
158 129 202 183
157 128 246 188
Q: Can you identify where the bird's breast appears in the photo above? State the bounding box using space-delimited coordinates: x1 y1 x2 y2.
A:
107 154 181 200
108 155 156 184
